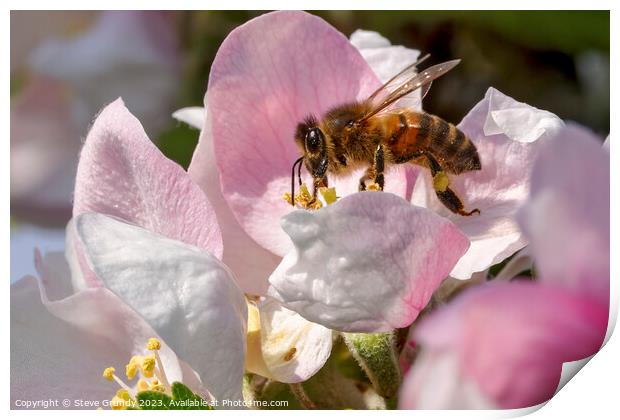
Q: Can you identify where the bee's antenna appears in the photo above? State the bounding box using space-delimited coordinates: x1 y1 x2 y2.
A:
291 157 304 206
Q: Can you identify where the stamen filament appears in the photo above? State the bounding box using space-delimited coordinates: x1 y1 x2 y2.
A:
153 352 171 391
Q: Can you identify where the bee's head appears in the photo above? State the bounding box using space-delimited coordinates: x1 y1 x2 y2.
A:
295 115 328 179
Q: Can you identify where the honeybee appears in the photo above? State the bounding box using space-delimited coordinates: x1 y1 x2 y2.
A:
291 54 481 216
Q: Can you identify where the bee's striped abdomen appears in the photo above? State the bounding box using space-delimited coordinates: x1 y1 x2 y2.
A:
424 114 481 174
378 111 480 174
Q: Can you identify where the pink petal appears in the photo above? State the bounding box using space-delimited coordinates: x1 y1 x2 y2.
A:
268 192 469 332
10 78 79 225
406 282 607 409
206 10 406 256
518 123 609 304
411 87 564 279
189 114 281 295
73 98 223 259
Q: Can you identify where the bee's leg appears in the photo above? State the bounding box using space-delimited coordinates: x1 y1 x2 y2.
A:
308 177 327 206
424 152 480 216
359 144 386 191
373 144 385 191
358 169 374 191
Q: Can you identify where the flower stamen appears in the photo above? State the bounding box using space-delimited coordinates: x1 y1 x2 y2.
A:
147 338 171 391
283 183 338 209
102 367 134 398
101 337 176 408
110 389 135 410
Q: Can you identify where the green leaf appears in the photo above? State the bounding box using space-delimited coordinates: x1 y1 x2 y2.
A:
170 382 214 410
136 391 172 410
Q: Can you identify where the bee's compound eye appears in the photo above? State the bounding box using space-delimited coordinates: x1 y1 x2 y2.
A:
305 128 322 152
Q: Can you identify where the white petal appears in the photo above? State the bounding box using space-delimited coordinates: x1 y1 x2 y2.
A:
483 89 563 143
258 297 332 383
350 29 421 109
412 87 564 279
268 192 469 332
172 106 205 130
73 213 247 403
350 29 392 49
65 219 99 291
350 29 420 83
492 247 533 282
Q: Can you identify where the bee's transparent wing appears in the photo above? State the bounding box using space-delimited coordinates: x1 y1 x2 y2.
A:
360 58 461 122
365 54 430 103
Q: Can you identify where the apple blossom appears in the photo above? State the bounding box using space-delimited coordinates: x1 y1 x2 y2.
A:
194 10 573 336
199 10 409 261
180 18 424 294
400 123 609 409
68 98 334 387
11 250 211 409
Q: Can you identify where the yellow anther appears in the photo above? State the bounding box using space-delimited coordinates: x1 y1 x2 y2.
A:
299 184 312 201
367 183 381 191
433 171 450 193
102 367 116 381
283 347 297 362
116 389 131 400
137 379 150 392
150 379 166 392
284 183 341 210
110 396 126 410
147 338 161 351
319 187 338 205
110 389 132 410
125 360 138 381
140 355 156 378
